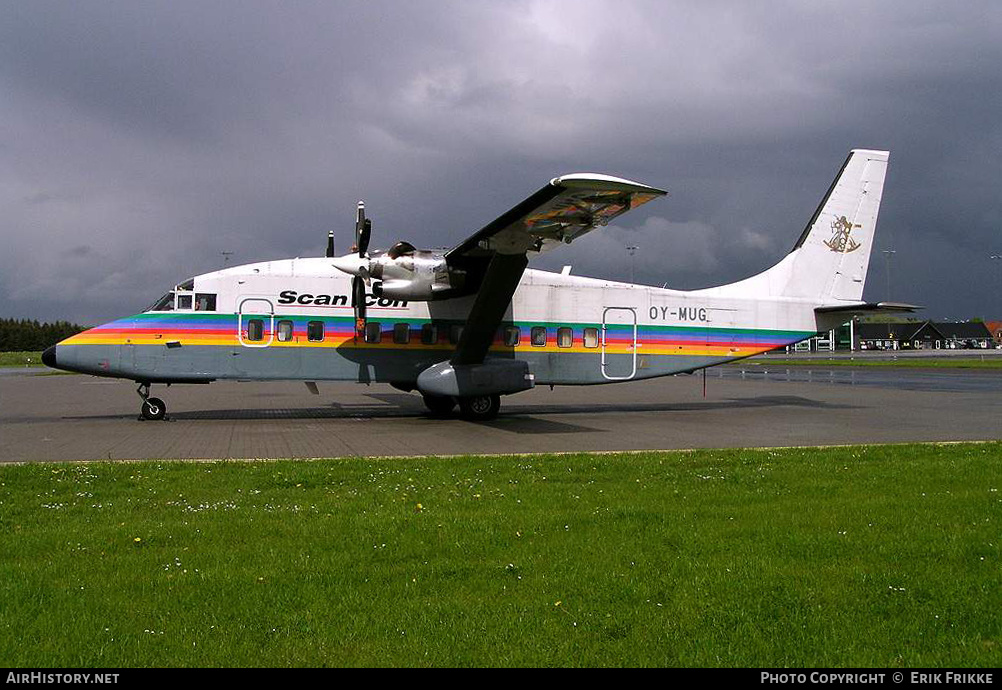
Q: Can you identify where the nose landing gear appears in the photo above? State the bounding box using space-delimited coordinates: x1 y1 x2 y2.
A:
136 382 167 421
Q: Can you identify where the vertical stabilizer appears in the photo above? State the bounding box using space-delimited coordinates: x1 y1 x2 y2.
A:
701 149 889 304
785 149 888 302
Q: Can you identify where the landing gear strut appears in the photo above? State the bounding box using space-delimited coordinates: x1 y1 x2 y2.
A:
136 382 167 421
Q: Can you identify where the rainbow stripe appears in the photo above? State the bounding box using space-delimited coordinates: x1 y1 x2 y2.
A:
61 312 812 358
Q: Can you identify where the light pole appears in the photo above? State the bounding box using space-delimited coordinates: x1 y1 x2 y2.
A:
991 254 1002 318
627 245 639 284
881 249 896 299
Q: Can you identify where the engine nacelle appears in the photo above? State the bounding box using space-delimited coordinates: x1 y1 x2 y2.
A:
369 242 465 301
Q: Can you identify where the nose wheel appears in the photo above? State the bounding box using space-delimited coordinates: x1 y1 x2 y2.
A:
137 382 167 421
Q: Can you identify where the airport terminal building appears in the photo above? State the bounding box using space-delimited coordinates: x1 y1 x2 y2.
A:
786 319 998 352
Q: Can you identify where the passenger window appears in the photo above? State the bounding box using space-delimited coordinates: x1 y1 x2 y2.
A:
450 325 464 345
308 321 324 342
393 323 410 345
583 327 599 348
557 327 573 348
421 324 438 345
531 326 547 347
503 326 520 347
195 293 216 311
247 319 264 341
365 322 382 344
277 320 294 342
176 294 193 310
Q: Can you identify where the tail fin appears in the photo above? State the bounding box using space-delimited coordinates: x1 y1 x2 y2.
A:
704 149 889 304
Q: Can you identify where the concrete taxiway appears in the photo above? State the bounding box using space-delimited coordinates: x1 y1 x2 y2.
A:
1 365 1000 463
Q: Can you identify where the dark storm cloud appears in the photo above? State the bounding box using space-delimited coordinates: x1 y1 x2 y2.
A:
2 1 1000 325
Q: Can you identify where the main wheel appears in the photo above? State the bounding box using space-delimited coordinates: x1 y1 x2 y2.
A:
458 394 501 421
141 397 167 421
423 394 456 417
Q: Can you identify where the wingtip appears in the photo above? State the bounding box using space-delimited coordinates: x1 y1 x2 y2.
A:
551 173 667 195
850 148 890 160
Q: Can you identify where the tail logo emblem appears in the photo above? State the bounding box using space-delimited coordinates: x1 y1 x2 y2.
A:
824 215 862 253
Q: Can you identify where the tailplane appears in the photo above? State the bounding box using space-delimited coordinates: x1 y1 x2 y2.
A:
702 149 889 304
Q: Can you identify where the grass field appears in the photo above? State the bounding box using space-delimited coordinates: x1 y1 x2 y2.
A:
748 357 1002 369
1 443 1000 667
0 351 43 367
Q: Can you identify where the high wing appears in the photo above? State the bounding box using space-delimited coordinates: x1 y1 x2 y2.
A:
447 174 666 366
446 173 667 261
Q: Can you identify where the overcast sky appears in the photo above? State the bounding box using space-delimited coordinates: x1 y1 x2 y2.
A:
2 1 1000 325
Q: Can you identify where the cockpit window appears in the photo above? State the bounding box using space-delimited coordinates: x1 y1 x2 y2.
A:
176 294 193 310
177 278 195 291
149 292 175 312
195 293 216 311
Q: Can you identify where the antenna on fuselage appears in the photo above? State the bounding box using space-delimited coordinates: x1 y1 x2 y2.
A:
326 230 335 258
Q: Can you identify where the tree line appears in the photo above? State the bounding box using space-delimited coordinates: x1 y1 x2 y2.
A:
0 318 87 352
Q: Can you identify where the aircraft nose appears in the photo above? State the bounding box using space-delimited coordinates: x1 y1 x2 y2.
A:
42 345 57 369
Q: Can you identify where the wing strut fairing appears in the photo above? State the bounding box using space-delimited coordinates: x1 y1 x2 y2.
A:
451 253 529 366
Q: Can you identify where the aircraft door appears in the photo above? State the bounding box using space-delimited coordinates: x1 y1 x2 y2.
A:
238 298 275 348
234 298 302 378
234 297 274 376
601 307 637 380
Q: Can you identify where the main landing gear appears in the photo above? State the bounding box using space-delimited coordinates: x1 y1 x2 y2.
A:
458 394 501 421
422 394 457 417
423 394 501 421
136 382 167 421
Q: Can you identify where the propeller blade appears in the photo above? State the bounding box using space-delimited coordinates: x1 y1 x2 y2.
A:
352 275 367 338
358 218 371 256
355 202 371 257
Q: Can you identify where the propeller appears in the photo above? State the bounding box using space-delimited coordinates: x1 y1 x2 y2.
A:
352 201 371 338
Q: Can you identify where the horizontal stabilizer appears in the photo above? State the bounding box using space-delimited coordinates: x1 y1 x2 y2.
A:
815 301 921 315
